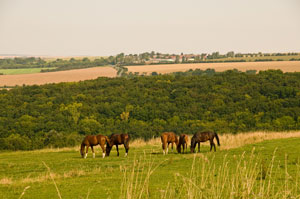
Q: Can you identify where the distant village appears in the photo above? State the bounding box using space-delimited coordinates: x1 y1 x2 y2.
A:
113 51 299 65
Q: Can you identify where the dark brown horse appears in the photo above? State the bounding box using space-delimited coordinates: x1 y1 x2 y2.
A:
80 135 109 158
177 134 189 153
161 132 179 155
190 131 220 153
105 133 130 157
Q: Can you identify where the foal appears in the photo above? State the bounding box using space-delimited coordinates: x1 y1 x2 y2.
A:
190 131 220 153
161 132 179 155
80 135 109 158
177 134 189 153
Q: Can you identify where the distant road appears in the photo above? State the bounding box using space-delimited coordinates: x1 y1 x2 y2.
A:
0 66 116 87
126 61 300 74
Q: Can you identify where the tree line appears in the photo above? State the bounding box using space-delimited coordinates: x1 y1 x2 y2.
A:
0 69 300 150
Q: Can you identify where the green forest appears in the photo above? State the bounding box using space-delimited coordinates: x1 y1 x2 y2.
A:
0 69 300 150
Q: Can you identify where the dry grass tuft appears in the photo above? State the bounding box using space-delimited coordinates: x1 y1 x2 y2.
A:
0 177 13 185
219 131 300 150
130 137 161 148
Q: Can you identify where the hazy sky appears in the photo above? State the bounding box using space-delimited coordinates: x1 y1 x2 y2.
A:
1 0 300 56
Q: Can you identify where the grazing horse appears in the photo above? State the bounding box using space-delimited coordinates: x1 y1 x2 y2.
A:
177 134 189 153
80 135 109 158
190 131 220 153
161 132 179 155
105 133 130 157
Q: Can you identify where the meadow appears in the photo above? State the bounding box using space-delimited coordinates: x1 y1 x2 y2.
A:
0 68 56 75
1 132 300 199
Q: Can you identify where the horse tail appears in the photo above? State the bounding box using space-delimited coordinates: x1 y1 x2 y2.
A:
190 137 196 153
175 135 179 147
215 132 220 146
182 135 187 145
105 136 111 146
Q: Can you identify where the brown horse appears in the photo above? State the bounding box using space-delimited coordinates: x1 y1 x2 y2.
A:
161 132 179 155
105 133 130 157
190 131 220 153
177 134 189 153
80 135 109 158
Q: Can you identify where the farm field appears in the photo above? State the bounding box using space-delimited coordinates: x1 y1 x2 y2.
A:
1 61 300 87
127 61 300 74
0 67 116 87
0 68 56 75
1 132 300 199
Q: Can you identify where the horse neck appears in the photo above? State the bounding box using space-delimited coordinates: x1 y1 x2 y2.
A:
80 143 85 154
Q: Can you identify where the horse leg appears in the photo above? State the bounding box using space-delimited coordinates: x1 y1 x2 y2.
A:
116 145 119 156
100 144 105 158
124 143 129 157
171 142 174 152
185 143 187 153
198 143 200 153
85 145 89 158
162 143 165 155
167 143 169 154
91 146 95 158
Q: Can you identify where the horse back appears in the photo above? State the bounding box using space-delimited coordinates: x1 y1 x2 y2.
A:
110 133 129 145
192 131 211 142
82 135 98 146
161 132 177 143
96 135 107 145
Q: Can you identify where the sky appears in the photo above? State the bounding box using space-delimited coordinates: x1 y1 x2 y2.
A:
0 0 300 56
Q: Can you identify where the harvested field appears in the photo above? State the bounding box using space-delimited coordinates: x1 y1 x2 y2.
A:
127 61 300 74
2 61 300 87
0 67 116 87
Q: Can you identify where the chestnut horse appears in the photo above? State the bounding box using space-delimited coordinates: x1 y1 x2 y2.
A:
177 134 189 153
106 133 130 157
80 135 109 158
190 131 220 153
161 132 179 155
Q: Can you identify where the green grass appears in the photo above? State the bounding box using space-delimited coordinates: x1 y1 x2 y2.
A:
0 68 56 75
0 138 300 198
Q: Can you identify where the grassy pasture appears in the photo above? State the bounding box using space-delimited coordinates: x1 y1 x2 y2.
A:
0 132 300 198
0 68 56 75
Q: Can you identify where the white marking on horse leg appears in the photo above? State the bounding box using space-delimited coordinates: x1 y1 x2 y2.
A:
125 153 128 157
163 150 165 155
102 153 105 158
93 153 95 158
84 153 87 159
166 148 169 154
